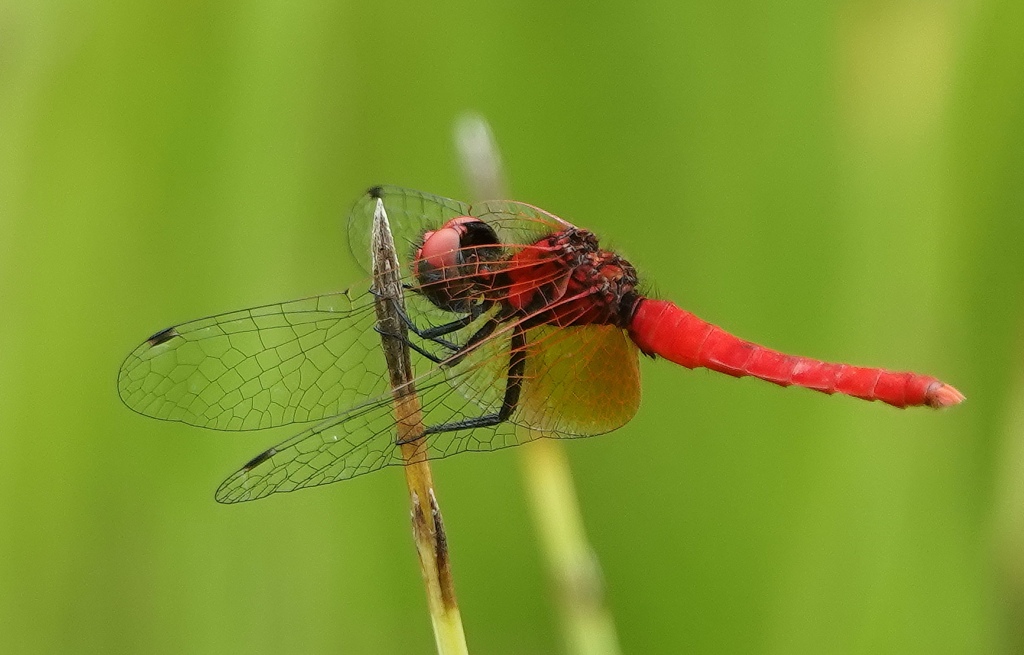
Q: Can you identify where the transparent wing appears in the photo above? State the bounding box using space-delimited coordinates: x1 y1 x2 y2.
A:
348 186 573 274
214 348 526 503
452 320 642 436
348 186 470 274
117 291 388 430
215 319 641 503
213 396 411 503
519 324 641 435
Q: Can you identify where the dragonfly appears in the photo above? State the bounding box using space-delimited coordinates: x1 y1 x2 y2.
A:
118 186 964 503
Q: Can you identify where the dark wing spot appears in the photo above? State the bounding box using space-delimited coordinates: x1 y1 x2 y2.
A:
367 185 384 199
146 326 179 347
242 447 277 471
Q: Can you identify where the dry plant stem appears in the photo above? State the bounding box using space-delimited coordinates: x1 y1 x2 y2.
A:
455 113 622 655
371 198 468 655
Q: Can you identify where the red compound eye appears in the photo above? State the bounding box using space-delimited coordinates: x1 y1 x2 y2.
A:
415 216 485 271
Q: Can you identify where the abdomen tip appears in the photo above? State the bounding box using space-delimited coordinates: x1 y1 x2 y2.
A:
926 382 965 408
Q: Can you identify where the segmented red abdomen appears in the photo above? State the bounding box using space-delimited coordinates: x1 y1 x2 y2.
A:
628 299 964 408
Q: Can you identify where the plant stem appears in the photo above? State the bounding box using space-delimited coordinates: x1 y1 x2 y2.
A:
371 197 469 655
455 113 621 655
521 439 620 655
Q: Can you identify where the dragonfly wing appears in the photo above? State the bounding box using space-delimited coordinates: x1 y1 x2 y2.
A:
214 398 406 502
347 186 572 275
348 187 471 274
445 319 642 437
518 324 641 436
468 198 573 246
117 291 388 430
215 341 529 503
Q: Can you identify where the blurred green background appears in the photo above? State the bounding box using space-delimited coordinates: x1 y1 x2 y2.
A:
2 0 1023 653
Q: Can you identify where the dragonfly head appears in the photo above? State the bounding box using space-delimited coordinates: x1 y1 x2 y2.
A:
413 217 503 313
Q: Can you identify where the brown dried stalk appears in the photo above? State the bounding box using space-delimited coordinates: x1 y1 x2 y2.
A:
370 197 469 655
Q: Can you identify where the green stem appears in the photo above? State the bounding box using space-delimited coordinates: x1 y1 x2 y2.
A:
455 112 621 655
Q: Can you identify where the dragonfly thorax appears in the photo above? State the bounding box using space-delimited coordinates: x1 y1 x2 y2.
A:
505 227 641 329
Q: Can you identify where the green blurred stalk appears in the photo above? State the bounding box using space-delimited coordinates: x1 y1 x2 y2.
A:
521 439 622 655
455 113 621 655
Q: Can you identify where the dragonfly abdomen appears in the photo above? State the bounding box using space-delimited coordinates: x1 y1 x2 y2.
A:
628 299 964 408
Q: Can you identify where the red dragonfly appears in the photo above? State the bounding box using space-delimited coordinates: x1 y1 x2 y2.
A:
118 186 964 503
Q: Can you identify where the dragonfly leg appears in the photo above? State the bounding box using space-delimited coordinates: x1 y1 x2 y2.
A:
417 301 492 340
442 318 498 368
375 307 501 365
416 324 527 439
375 288 492 349
374 324 451 364
379 312 502 368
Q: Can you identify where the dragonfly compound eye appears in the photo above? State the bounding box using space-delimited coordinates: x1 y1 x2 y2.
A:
414 216 501 313
415 217 498 271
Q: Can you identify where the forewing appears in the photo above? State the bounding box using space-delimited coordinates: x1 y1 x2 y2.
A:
347 186 572 275
117 292 387 430
469 198 573 247
348 187 471 274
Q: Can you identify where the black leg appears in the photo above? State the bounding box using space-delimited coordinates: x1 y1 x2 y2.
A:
418 302 491 339
382 293 493 349
374 325 450 364
417 324 527 438
376 311 504 366
442 318 499 368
